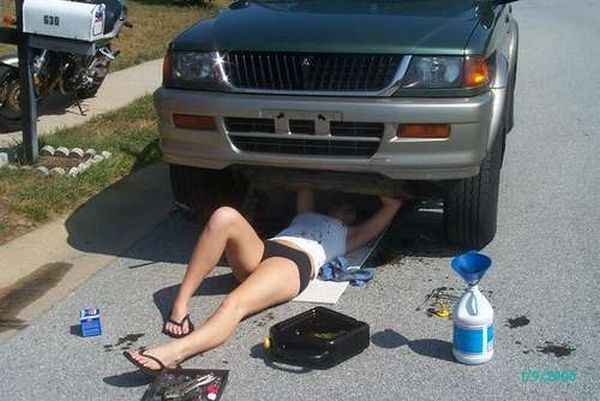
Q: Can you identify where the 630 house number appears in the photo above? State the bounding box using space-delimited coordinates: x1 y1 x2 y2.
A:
43 15 60 26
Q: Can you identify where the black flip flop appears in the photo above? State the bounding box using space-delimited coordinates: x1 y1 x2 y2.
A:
162 314 195 338
123 348 179 376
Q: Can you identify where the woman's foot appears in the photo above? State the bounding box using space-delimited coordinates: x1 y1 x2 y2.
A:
163 304 194 338
124 343 184 374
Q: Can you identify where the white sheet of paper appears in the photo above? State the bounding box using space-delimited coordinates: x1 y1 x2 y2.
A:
292 233 384 304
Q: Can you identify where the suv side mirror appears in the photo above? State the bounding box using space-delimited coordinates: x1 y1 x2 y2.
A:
476 0 517 29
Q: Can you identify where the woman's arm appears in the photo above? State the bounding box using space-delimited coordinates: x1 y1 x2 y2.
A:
346 196 402 252
297 189 315 213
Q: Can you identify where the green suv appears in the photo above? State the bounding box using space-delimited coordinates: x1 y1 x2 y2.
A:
154 0 519 249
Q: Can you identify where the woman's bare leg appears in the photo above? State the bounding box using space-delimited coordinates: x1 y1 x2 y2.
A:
165 206 265 336
127 257 301 369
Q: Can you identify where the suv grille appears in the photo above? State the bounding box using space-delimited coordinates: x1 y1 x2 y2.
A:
222 52 402 92
223 117 275 133
230 136 380 157
330 122 385 138
225 117 384 157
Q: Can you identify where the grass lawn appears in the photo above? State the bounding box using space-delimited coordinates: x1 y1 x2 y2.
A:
0 0 231 243
0 0 227 71
0 95 159 244
111 0 227 71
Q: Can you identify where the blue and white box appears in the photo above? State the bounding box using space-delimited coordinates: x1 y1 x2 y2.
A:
80 308 102 337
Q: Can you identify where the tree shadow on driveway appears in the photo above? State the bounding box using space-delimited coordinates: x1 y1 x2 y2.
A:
64 162 190 264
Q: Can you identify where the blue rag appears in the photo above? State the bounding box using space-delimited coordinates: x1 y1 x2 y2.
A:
318 256 375 287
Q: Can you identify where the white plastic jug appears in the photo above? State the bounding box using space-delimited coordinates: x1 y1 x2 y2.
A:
451 251 494 365
452 284 494 364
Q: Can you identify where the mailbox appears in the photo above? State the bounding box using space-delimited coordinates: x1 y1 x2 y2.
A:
22 0 106 42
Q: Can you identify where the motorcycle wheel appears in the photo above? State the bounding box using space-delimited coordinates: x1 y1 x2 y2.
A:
0 66 23 130
76 52 111 100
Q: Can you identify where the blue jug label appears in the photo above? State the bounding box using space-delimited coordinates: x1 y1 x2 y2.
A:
454 324 493 354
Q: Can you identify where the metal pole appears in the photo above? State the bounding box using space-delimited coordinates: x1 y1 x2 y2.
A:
15 0 38 164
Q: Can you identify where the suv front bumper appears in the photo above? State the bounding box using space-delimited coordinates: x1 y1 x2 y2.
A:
154 88 502 180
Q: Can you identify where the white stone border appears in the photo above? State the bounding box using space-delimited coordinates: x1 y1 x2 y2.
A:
0 146 112 177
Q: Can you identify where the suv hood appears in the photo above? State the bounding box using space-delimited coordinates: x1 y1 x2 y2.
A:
173 0 481 55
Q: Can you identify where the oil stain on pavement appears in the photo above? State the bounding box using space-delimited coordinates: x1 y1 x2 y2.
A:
104 333 146 352
518 340 576 357
506 315 530 328
504 316 576 357
0 262 72 333
416 286 461 319
536 341 576 357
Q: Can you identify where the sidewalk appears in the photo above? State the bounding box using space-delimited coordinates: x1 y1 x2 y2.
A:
0 58 163 148
0 162 174 343
0 58 170 342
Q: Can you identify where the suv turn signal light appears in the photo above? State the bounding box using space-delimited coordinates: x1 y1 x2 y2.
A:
464 56 490 88
397 124 450 139
173 114 217 130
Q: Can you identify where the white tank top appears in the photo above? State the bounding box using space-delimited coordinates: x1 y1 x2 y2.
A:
270 212 348 271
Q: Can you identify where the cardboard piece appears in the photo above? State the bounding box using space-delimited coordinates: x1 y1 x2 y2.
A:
293 233 384 304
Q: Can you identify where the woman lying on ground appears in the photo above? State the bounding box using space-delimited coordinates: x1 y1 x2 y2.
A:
124 189 404 374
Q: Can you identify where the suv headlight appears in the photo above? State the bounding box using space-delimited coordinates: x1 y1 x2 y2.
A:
163 51 230 91
401 56 490 89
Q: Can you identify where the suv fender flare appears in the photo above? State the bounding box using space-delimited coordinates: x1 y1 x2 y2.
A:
507 20 519 73
486 54 509 152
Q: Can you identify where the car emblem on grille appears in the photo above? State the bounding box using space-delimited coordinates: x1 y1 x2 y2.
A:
300 57 311 87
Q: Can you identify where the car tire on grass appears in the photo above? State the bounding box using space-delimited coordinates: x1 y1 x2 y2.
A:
169 164 248 224
443 122 505 250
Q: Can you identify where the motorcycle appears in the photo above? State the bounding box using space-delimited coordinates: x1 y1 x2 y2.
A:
0 0 130 128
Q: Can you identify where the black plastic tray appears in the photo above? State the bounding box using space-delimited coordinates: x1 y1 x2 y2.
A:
268 307 370 368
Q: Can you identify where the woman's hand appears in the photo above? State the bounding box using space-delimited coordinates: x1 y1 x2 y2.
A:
379 195 402 209
297 188 315 213
347 194 403 252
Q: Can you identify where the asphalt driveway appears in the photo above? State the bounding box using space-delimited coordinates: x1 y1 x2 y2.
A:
1 1 599 400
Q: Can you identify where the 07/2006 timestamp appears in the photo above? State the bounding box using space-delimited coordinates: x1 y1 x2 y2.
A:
521 369 577 383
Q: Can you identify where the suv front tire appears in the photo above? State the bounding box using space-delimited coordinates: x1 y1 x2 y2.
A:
443 121 505 249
